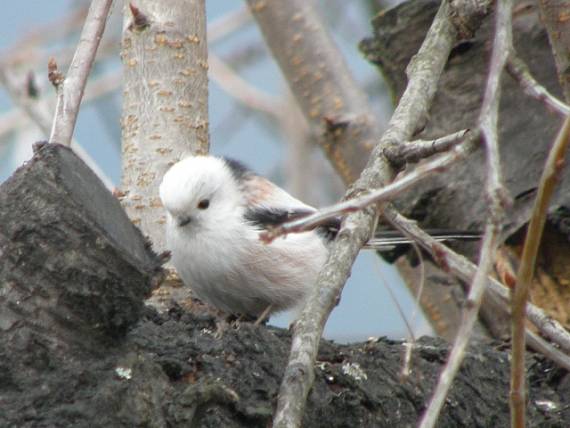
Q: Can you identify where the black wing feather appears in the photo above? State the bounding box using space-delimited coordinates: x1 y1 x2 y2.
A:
244 206 341 242
222 157 252 183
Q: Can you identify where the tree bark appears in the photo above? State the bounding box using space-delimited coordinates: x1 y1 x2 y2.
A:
0 142 161 343
361 0 570 339
246 0 380 184
121 0 209 252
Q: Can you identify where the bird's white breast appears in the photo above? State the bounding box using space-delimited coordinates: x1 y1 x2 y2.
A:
166 216 328 316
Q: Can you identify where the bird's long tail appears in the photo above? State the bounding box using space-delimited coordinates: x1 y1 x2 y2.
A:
365 230 481 251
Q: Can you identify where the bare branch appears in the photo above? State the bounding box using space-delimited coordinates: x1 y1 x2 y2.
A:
247 0 381 184
248 0 464 426
511 116 570 427
384 129 470 165
524 302 570 354
513 1 570 425
0 66 112 188
209 54 281 117
260 132 476 243
383 205 570 358
421 226 501 428
507 54 570 116
0 71 120 141
48 0 113 146
526 329 570 373
478 6 512 218
420 2 513 426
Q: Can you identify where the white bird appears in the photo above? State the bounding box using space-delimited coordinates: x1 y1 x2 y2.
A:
159 155 478 319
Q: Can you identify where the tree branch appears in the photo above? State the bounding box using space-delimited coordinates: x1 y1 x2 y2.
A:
419 2 513 425
261 131 476 243
247 1 472 426
208 54 281 117
512 2 570 426
48 0 113 146
382 205 570 356
0 66 113 188
247 0 380 184
384 128 470 165
507 53 570 116
510 115 570 428
0 71 121 141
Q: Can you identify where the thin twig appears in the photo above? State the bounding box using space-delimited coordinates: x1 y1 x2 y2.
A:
384 129 470 165
420 226 501 428
478 10 512 218
372 244 425 379
404 240 427 378
247 0 383 184
0 7 88 67
0 66 113 188
257 0 464 426
507 53 570 116
526 329 570 372
510 116 570 428
382 206 570 365
49 0 113 146
0 68 52 137
209 54 281 117
419 2 513 426
0 70 120 140
261 134 475 243
207 7 277 117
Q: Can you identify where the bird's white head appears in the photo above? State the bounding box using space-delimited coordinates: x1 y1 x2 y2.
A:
159 156 243 232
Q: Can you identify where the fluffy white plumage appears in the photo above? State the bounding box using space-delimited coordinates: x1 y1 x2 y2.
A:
160 155 479 318
159 155 328 316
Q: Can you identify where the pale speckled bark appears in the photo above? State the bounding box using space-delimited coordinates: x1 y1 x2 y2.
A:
121 0 209 252
246 0 380 184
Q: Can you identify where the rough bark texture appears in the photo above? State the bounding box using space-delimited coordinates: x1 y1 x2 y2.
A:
360 0 570 339
2 143 569 426
0 143 161 341
246 0 381 184
121 0 209 253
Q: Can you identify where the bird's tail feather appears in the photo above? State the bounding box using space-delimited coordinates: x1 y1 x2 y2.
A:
365 230 480 251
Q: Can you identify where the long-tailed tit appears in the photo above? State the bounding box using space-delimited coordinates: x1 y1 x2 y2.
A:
159 156 479 318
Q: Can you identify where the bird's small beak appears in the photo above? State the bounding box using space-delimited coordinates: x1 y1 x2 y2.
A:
177 216 192 227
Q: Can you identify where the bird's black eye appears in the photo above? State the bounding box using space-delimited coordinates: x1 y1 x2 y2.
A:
197 199 210 210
